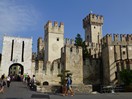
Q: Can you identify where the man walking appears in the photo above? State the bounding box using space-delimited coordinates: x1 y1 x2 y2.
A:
64 75 74 96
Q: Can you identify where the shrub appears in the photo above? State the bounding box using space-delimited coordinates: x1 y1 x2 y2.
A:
119 69 132 85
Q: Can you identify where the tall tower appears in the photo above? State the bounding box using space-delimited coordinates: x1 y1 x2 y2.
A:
44 21 64 63
37 37 44 60
83 13 104 44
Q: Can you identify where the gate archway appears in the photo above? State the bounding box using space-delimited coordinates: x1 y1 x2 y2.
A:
9 63 24 76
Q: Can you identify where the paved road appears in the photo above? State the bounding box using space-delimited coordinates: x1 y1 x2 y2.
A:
0 81 132 99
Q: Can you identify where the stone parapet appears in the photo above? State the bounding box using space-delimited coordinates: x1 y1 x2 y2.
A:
36 84 92 94
44 21 64 34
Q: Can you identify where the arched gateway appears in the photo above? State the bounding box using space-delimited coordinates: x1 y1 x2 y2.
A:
0 36 33 77
9 63 24 75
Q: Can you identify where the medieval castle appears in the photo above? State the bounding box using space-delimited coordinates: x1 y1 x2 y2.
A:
34 13 132 86
0 13 132 88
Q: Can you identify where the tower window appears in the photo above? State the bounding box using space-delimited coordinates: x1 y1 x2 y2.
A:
94 26 96 29
115 72 117 79
11 40 14 61
22 41 24 62
70 48 72 52
123 51 125 55
57 38 59 41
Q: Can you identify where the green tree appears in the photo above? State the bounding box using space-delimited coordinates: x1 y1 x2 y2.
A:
74 33 89 60
119 69 132 85
82 41 89 59
75 34 83 46
57 70 72 86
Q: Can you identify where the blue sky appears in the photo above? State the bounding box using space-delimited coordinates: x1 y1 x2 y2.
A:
0 0 132 53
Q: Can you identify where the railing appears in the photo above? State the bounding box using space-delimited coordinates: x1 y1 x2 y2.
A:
101 85 124 93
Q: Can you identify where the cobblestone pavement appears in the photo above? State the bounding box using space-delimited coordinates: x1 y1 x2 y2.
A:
0 82 132 99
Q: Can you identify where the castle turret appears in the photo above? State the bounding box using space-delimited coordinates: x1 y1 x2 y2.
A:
83 13 104 44
44 21 64 63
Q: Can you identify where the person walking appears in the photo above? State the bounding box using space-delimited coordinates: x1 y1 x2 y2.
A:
64 75 74 96
0 74 6 93
7 75 11 88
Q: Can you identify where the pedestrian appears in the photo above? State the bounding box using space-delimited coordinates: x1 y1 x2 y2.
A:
30 75 35 85
62 78 67 95
7 75 11 88
27 75 30 86
64 75 74 96
0 74 6 93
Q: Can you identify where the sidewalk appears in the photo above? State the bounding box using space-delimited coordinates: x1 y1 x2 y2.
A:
0 81 132 99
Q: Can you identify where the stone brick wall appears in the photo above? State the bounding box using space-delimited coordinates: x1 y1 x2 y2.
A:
61 45 83 85
37 84 92 94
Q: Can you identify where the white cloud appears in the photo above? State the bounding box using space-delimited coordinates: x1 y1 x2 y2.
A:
0 0 40 52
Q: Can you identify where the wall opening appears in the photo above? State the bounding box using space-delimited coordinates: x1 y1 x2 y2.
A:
9 63 24 81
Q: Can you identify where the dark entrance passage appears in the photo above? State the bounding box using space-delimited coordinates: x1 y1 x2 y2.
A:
9 63 24 81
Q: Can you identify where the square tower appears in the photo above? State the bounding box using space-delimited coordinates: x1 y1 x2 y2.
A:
44 21 64 63
83 13 104 44
0 36 32 76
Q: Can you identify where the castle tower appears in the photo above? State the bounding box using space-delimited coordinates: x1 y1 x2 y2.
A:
83 13 104 44
44 21 64 63
0 36 32 76
37 37 44 60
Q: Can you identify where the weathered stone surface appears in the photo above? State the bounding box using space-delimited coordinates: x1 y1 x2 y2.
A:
0 36 32 76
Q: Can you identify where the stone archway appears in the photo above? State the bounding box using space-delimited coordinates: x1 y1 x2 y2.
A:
9 63 24 76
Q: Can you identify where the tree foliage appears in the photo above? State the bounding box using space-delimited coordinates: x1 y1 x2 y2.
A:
57 70 72 86
119 69 132 85
74 33 89 60
75 34 83 46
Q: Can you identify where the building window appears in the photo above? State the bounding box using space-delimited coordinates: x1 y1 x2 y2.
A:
14 67 16 70
123 51 125 55
70 48 72 52
115 72 117 79
94 26 96 29
22 41 24 62
57 38 59 41
11 40 14 61
122 45 126 48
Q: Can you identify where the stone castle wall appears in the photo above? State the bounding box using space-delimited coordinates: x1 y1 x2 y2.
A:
61 44 83 85
102 34 132 85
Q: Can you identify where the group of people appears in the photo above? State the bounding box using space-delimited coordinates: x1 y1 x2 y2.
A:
0 73 74 95
0 74 11 93
24 74 36 88
63 75 74 96
0 73 36 93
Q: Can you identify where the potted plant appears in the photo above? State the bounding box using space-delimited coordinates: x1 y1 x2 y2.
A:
57 70 72 94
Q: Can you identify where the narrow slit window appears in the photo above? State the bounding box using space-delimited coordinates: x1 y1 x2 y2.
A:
70 48 72 52
11 40 14 61
22 41 24 62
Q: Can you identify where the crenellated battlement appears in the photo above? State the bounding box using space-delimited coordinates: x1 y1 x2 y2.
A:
61 44 82 55
102 34 132 45
64 38 75 45
44 20 64 34
85 41 101 58
85 41 101 49
83 13 103 28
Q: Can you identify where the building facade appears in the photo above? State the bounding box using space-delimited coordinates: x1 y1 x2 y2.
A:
0 13 132 87
0 36 33 76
